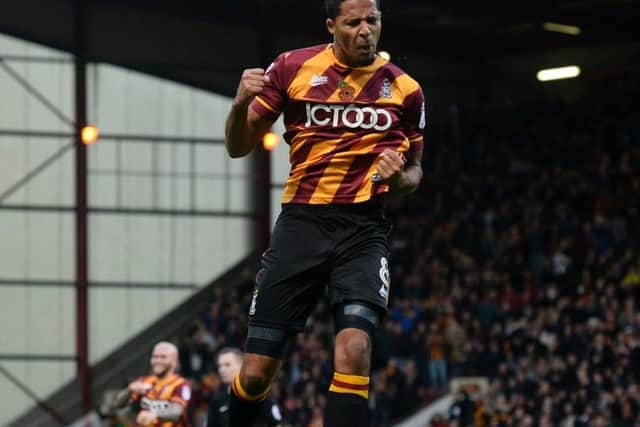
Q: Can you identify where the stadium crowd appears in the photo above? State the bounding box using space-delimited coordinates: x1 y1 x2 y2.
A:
107 84 640 427
186 90 638 426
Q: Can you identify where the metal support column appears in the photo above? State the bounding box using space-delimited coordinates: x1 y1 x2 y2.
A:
73 0 91 415
254 0 272 251
252 147 271 251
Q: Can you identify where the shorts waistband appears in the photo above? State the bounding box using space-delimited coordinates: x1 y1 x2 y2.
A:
282 196 386 217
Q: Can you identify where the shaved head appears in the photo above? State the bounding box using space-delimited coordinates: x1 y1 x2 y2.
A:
154 341 178 359
150 341 179 378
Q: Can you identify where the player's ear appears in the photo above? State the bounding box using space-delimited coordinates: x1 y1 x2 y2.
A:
326 18 335 35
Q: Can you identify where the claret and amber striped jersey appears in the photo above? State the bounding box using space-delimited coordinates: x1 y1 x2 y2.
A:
131 373 191 427
250 44 426 205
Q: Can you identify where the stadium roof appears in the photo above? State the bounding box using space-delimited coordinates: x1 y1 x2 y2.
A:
1 0 639 96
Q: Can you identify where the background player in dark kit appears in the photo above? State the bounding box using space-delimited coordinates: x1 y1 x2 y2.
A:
207 348 282 427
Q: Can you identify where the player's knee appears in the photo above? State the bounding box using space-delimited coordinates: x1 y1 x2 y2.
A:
240 370 271 396
343 330 371 358
345 333 371 362
239 354 280 396
332 302 381 374
335 329 371 374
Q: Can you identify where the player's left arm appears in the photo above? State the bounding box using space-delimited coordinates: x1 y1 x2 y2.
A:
376 147 423 195
383 145 423 195
140 397 184 421
139 380 191 421
377 83 425 195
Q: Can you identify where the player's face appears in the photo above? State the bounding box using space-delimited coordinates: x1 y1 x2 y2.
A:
217 353 241 385
327 0 382 67
150 345 176 378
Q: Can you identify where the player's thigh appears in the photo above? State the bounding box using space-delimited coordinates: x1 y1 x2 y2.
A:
329 224 391 315
249 269 327 333
249 207 330 332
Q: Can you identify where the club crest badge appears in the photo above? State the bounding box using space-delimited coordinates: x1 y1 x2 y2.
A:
379 78 392 99
338 80 355 101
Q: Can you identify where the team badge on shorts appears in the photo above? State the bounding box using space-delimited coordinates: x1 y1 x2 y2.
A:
338 80 356 101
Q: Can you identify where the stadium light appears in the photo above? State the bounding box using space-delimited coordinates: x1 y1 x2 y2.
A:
262 132 279 151
536 66 581 82
543 22 582 36
81 125 99 145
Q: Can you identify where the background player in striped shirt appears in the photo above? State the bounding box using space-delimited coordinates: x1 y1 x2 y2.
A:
224 0 425 425
114 342 191 427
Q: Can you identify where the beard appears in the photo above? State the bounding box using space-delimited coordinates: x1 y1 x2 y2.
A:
152 365 171 378
356 51 376 66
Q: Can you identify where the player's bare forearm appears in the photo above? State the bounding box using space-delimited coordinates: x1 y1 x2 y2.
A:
140 397 184 421
377 146 423 195
390 163 423 195
155 403 183 421
225 68 273 158
225 102 256 158
112 388 132 409
156 403 183 421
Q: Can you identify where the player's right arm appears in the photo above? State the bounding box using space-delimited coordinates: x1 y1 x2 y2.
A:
111 388 132 409
111 378 150 408
225 68 274 158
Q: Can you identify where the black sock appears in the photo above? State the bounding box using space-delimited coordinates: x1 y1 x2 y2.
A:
325 391 371 427
227 387 265 427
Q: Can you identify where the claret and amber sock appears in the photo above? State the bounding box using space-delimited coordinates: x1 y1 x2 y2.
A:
324 372 371 427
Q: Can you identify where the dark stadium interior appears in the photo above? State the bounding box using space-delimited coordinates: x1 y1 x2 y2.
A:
2 0 639 98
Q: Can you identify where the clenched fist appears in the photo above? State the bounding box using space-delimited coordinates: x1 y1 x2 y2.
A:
375 149 406 184
128 380 151 395
233 68 271 108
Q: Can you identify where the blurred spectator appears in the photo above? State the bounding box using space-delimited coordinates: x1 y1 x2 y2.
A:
426 323 447 390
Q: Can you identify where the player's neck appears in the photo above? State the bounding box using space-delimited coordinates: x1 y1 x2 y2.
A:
155 371 176 382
